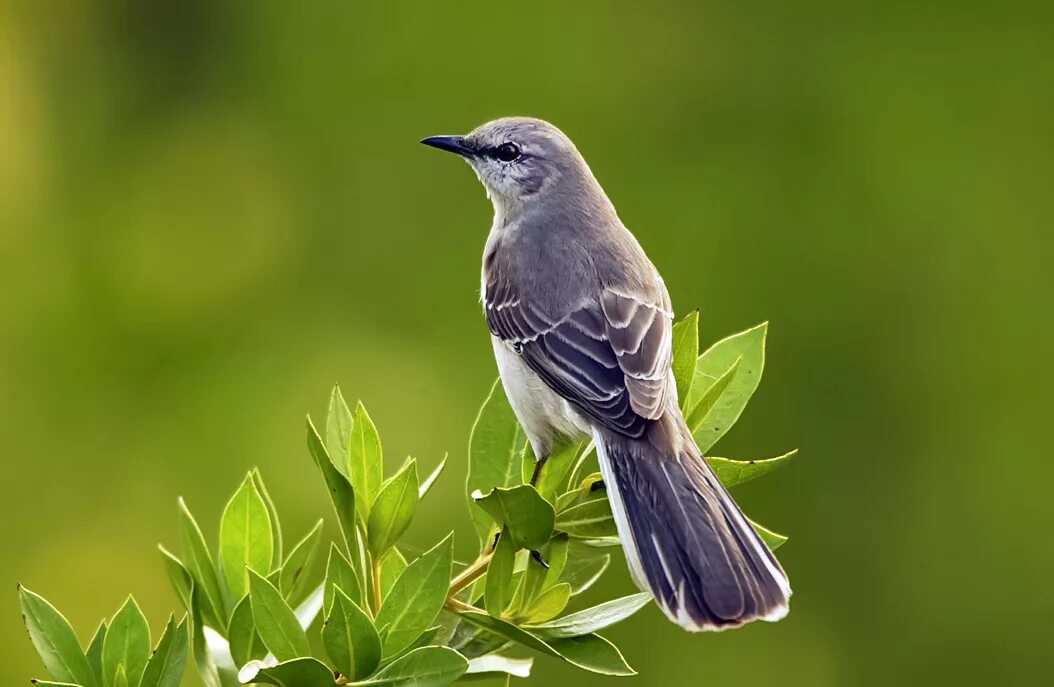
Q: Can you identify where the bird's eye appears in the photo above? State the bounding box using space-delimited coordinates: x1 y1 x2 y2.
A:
494 142 521 162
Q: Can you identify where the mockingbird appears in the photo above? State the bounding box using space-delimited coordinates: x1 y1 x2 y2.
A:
423 117 791 631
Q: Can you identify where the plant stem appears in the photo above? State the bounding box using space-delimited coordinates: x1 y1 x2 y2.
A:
447 552 492 597
444 596 485 615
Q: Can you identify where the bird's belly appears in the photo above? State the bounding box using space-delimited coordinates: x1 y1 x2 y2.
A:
490 336 590 456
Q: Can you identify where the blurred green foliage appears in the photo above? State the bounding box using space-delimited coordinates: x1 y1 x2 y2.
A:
1 0 1051 685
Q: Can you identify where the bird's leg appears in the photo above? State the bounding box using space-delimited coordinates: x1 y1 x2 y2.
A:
530 454 548 486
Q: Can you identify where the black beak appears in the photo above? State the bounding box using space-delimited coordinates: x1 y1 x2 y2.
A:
421 135 475 158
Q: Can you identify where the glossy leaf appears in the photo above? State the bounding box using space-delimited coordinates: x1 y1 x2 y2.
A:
158 546 193 610
518 582 571 624
354 646 468 686
375 535 453 657
484 528 515 617
367 459 419 557
684 357 740 433
526 592 652 638
418 454 447 499
112 664 126 687
671 310 700 402
688 322 767 453
542 534 569 589
178 498 227 626
247 569 310 660
555 498 616 539
18 586 95 686
378 548 407 601
251 468 283 564
327 384 355 480
307 417 358 562
456 612 634 676
707 451 797 488
279 519 324 599
220 473 274 600
226 596 264 667
322 587 381 680
140 615 189 687
85 621 106 687
532 440 582 500
472 485 554 550
749 518 788 550
467 379 528 539
102 596 150 687
559 545 610 595
324 543 362 614
348 400 384 520
239 657 335 687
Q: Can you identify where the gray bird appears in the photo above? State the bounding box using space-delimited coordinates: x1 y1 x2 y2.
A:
422 117 790 631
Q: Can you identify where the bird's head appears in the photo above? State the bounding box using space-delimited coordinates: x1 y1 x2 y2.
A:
422 117 593 213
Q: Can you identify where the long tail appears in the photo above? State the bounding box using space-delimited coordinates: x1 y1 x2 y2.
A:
593 413 791 631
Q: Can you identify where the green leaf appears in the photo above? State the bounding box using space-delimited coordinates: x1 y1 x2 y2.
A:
158 546 193 610
684 356 740 433
19 586 95 687
353 646 468 686
251 468 284 565
85 620 106 687
227 595 265 667
456 612 634 676
247 569 310 661
511 550 549 615
324 543 363 614
140 615 189 687
467 380 528 540
687 322 767 453
307 417 358 562
555 498 616 539
178 498 227 626
102 596 150 687
26 682 82 686
419 454 448 499
472 485 554 550
706 451 797 488
239 658 335 687
279 519 324 599
375 535 453 658
542 535 569 589
559 545 610 595
349 400 384 520
220 473 274 600
322 587 382 680
327 384 355 480
525 592 652 638
532 440 582 500
112 664 127 687
378 548 408 601
188 588 222 687
518 583 571 624
367 459 419 557
464 654 533 679
484 528 515 617
671 310 700 403
749 518 788 550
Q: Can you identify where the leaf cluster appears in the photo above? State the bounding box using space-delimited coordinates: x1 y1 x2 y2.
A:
20 318 794 685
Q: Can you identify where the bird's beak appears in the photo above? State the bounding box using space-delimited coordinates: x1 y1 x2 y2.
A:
420 135 476 158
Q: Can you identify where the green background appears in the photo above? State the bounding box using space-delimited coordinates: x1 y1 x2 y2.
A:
2 1 1051 684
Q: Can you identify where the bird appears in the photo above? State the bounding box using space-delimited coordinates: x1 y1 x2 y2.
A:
422 117 790 631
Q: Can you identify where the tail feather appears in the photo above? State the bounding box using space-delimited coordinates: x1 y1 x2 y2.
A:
593 415 791 631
